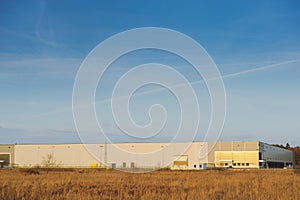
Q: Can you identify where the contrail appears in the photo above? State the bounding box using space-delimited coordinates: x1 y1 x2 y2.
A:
33 58 300 118
93 58 300 101
221 59 300 80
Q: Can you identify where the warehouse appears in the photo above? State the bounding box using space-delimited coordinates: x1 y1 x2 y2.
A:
0 141 295 169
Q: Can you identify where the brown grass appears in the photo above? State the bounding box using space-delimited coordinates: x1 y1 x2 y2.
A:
0 168 299 200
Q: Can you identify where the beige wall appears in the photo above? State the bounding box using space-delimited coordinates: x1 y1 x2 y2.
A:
13 142 208 169
14 144 99 167
105 142 208 169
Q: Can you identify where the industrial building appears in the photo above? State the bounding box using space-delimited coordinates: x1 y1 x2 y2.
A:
0 141 295 169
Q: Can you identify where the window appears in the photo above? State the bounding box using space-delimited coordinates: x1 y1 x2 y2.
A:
246 163 249 166
123 162 126 168
233 163 236 166
242 163 245 166
131 162 135 168
194 164 197 168
238 163 241 166
199 164 202 168
225 163 228 166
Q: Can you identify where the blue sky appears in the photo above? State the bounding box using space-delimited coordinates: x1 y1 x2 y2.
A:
0 0 300 145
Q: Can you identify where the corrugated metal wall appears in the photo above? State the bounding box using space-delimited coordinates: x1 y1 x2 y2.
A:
260 142 295 167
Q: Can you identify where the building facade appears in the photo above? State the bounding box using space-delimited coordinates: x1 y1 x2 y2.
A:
0 141 295 169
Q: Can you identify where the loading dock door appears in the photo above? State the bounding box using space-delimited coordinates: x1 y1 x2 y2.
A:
0 154 10 167
172 155 188 169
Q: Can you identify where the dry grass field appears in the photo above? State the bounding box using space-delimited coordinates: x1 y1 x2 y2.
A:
0 168 299 200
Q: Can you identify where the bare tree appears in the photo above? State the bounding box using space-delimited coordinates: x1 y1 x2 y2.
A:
41 153 61 167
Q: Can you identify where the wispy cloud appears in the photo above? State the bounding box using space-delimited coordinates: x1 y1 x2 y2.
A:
34 0 59 48
0 25 58 49
0 26 38 43
0 126 147 144
0 126 80 144
0 25 82 56
0 57 81 77
0 1 57 48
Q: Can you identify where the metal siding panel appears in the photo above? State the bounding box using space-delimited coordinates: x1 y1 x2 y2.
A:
245 142 259 151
